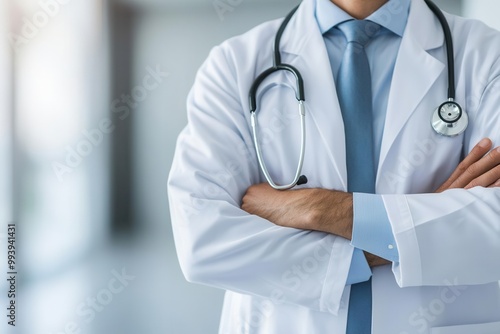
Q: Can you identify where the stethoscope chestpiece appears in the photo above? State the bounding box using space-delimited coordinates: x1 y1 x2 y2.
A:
431 100 468 137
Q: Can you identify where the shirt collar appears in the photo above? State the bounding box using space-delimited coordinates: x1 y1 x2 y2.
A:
315 0 410 37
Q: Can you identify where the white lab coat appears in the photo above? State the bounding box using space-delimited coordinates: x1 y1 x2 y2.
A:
168 0 500 333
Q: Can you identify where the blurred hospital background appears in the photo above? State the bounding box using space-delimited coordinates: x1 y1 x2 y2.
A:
0 0 498 333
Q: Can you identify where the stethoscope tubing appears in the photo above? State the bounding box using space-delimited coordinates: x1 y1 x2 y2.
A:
248 0 466 189
250 101 306 190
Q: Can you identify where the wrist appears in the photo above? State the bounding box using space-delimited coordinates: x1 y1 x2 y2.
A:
308 189 353 239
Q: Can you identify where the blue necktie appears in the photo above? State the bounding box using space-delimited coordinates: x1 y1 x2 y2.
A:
336 20 380 334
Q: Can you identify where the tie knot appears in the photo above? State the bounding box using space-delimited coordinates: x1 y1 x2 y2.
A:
337 20 381 46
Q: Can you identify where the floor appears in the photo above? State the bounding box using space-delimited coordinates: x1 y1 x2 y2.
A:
3 230 224 334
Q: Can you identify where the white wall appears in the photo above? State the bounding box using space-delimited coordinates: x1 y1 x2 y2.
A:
0 0 12 225
4 0 111 333
14 0 111 278
435 0 463 15
463 0 500 30
0 3 13 333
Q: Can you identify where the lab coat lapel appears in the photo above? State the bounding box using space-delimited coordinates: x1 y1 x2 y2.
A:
377 0 446 185
281 0 348 190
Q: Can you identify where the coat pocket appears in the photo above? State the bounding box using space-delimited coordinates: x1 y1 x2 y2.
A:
431 321 500 334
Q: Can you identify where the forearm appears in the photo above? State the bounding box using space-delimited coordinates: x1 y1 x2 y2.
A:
242 185 391 268
297 188 354 239
242 186 353 237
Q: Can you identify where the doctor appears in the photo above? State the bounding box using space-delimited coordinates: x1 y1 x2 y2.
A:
168 0 500 333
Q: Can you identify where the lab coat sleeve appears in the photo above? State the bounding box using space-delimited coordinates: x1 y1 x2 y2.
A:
382 73 500 288
168 44 353 315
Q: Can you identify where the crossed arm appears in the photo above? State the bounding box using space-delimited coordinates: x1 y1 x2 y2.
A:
241 138 500 267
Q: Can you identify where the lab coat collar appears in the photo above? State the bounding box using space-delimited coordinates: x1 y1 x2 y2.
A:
315 0 352 34
315 0 411 37
281 0 444 56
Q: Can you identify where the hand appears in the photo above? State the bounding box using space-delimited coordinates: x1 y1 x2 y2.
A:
436 138 500 192
241 183 353 239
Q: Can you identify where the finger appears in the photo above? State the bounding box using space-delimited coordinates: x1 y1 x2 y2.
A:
437 138 491 192
465 163 500 189
446 139 494 188
454 146 500 188
448 138 491 180
488 179 500 188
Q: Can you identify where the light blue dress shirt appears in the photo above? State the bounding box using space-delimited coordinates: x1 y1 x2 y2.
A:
315 0 410 284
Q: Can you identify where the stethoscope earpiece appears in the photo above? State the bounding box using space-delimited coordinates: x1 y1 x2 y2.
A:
297 175 308 186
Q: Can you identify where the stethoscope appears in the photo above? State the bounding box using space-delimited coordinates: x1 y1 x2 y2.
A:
248 0 468 190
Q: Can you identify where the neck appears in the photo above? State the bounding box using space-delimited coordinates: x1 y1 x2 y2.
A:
331 0 388 19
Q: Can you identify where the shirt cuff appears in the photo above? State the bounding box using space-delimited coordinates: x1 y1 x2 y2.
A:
351 193 399 262
345 247 372 285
